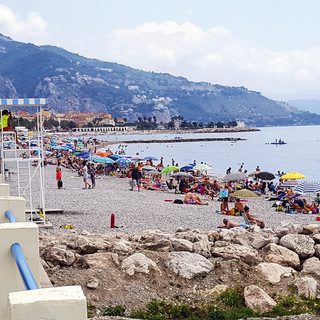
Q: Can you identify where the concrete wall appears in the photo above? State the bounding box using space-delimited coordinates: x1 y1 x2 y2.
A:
0 183 9 196
9 286 87 320
0 222 39 320
0 197 26 223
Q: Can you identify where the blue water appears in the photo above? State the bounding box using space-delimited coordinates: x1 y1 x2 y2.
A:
98 125 320 181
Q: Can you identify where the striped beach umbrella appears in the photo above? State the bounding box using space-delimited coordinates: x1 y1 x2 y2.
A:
294 181 320 194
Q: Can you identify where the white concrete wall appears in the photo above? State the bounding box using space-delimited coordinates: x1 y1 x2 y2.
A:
0 183 9 196
9 286 87 320
0 197 26 223
0 222 39 320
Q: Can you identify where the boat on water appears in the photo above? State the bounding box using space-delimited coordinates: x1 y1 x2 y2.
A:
270 142 287 145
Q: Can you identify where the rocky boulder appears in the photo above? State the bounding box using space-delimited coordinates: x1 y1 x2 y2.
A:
121 253 161 276
166 251 213 279
279 234 315 258
256 262 296 283
302 257 320 278
244 285 276 313
212 243 261 264
294 277 317 298
261 243 300 268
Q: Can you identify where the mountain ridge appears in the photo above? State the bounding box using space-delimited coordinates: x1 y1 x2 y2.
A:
0 33 319 126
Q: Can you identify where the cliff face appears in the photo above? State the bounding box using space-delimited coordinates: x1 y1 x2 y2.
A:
0 33 319 126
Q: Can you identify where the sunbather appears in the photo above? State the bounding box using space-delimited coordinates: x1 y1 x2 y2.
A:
243 206 265 228
183 191 208 205
218 218 245 229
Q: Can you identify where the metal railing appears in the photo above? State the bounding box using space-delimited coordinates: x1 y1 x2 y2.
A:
5 210 39 290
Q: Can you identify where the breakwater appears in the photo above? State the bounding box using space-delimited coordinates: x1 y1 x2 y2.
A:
117 137 245 144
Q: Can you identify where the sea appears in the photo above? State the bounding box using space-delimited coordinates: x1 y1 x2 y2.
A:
98 125 320 182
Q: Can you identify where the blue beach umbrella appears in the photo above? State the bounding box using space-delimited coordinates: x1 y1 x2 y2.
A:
92 156 115 164
115 158 134 165
108 154 121 160
76 151 90 157
294 181 320 194
144 156 159 161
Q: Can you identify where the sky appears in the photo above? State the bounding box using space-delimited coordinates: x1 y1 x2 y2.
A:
0 0 320 101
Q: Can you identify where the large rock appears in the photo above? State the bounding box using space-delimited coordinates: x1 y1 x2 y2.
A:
244 285 276 313
170 238 193 252
294 277 317 298
302 257 320 277
302 224 320 235
192 240 212 258
43 245 76 266
313 233 320 244
121 253 161 276
76 252 119 269
314 244 320 258
274 223 303 237
256 262 296 283
279 234 315 258
212 243 261 264
262 243 300 268
141 239 172 252
167 252 213 279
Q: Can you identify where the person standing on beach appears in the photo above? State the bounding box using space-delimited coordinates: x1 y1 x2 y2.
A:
130 165 142 191
56 162 62 189
88 163 96 189
82 162 90 189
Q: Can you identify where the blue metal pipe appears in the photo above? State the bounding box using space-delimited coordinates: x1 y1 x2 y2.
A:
11 243 39 290
5 210 17 223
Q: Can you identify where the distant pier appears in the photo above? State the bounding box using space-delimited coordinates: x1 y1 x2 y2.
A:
116 137 245 144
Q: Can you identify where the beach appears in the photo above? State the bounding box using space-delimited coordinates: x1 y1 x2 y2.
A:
33 165 319 234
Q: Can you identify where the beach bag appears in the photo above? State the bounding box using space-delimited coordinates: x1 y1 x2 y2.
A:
312 208 319 214
129 180 135 187
173 199 183 204
276 205 283 212
230 208 239 216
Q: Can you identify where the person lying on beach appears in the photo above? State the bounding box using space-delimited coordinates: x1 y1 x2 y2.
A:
183 191 208 205
218 218 245 229
243 206 265 228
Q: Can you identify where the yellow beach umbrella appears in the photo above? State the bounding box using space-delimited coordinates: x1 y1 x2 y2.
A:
281 172 306 180
230 189 260 198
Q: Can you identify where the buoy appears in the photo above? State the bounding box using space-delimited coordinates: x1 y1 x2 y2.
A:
111 213 115 228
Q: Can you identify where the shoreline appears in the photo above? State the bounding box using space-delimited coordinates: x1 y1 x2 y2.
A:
46 126 260 138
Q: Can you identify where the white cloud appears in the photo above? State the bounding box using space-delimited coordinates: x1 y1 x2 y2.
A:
104 21 320 99
0 5 47 40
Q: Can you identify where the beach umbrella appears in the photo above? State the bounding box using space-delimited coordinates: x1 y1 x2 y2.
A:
281 172 306 180
108 154 120 160
144 156 159 161
142 165 156 171
294 181 320 194
193 164 212 171
115 158 134 165
76 151 90 157
223 172 248 182
279 180 299 189
92 156 114 164
94 152 113 157
170 172 193 178
248 171 259 177
161 166 180 174
256 171 275 181
180 165 194 172
146 170 161 175
230 189 260 198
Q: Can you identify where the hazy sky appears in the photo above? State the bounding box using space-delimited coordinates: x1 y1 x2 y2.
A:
0 0 319 101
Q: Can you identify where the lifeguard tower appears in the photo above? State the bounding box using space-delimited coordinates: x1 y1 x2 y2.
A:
0 98 47 224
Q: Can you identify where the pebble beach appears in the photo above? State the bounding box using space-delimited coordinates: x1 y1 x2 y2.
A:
27 165 320 234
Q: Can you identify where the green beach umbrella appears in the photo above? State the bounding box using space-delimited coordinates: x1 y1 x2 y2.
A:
161 166 180 174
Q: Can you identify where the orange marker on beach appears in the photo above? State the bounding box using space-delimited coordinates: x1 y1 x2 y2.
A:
111 213 115 228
